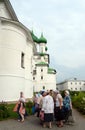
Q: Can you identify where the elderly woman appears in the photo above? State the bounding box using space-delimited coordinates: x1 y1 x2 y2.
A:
42 91 54 128
63 90 72 123
54 90 64 127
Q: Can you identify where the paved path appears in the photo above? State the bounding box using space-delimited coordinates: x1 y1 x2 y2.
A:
0 109 85 130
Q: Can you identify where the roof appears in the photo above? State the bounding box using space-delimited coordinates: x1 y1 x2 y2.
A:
57 79 85 85
39 33 47 44
31 30 39 43
39 53 46 56
31 31 47 44
36 61 48 66
0 0 18 21
48 68 56 74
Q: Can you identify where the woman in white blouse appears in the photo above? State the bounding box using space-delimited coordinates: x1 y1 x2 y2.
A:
42 91 54 128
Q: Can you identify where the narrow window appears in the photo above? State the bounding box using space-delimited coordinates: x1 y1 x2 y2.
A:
41 69 43 72
21 52 25 68
41 76 43 80
33 77 35 80
33 70 36 75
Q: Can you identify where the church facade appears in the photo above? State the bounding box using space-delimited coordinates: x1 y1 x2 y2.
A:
0 0 57 102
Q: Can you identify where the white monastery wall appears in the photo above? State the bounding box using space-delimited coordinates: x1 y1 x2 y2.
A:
0 20 33 101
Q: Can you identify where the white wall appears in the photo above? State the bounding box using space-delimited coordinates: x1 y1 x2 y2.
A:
68 81 85 91
57 82 68 91
39 43 46 53
0 20 33 101
57 80 85 91
33 66 56 92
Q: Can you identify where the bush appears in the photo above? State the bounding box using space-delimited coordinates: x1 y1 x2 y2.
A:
72 91 85 115
0 102 10 120
0 101 35 121
26 101 34 115
26 101 34 108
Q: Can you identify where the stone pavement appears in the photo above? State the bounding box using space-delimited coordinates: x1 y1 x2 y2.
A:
0 109 85 130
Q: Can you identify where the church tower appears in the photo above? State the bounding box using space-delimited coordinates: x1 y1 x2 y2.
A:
39 33 47 53
31 31 57 92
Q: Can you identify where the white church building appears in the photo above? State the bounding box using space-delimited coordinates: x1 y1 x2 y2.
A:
0 0 57 102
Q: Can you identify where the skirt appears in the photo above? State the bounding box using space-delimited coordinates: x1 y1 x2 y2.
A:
44 113 53 122
55 107 64 121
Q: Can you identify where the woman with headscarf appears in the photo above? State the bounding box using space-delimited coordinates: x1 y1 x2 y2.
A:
54 90 64 127
63 90 72 123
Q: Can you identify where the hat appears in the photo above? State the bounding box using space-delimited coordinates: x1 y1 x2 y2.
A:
41 91 45 95
65 90 69 95
54 90 59 93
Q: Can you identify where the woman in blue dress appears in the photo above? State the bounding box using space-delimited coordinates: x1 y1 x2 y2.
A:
63 90 72 123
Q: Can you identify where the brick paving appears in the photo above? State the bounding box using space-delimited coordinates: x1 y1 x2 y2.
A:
0 109 85 130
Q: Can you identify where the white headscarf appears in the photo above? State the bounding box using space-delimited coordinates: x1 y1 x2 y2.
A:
65 90 69 95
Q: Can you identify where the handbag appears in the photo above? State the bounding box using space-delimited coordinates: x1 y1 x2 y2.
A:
13 102 19 112
39 111 44 121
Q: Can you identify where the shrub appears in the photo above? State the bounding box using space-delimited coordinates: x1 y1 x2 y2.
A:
0 102 10 120
72 91 85 115
26 101 34 108
26 101 34 115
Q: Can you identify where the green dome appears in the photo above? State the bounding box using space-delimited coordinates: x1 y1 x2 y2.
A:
39 33 47 43
31 30 39 43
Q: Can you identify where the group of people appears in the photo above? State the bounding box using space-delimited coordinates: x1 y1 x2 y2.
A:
13 90 73 128
33 89 72 128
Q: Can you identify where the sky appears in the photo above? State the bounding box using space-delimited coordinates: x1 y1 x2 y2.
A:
10 0 85 82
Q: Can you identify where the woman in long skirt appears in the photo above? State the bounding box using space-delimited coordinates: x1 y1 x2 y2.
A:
42 91 54 128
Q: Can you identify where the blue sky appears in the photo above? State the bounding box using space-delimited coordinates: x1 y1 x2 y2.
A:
10 0 85 82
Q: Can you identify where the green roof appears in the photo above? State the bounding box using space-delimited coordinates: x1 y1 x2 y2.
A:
48 68 56 74
40 53 46 56
31 31 47 44
36 62 48 66
39 33 47 43
31 30 39 43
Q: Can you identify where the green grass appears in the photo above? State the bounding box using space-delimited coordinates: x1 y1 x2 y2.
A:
0 103 18 121
7 104 18 119
0 102 33 121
